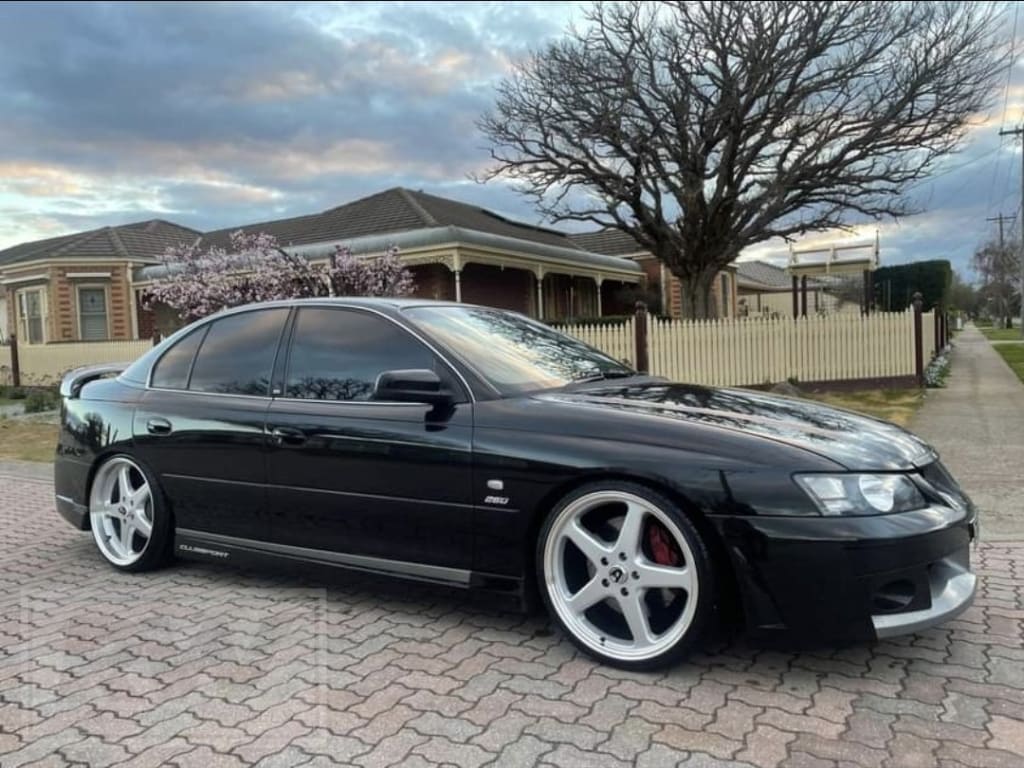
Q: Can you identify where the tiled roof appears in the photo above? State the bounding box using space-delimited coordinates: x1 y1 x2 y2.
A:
201 187 580 251
735 260 792 289
569 229 646 256
736 260 829 290
0 220 201 267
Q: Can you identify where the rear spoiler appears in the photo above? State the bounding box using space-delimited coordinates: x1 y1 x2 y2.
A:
60 363 130 399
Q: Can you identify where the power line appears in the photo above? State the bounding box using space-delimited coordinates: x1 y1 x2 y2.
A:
988 5 1020 215
905 144 1003 194
1000 3 1020 129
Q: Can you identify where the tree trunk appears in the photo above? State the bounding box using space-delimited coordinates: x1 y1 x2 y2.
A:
678 267 720 319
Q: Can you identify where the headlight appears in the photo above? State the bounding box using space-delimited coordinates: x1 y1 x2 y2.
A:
795 474 926 516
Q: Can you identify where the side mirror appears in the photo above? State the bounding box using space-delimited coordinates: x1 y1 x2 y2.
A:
373 369 452 405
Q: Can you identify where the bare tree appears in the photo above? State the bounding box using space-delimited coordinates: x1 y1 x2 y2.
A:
972 239 1020 328
479 1 1006 317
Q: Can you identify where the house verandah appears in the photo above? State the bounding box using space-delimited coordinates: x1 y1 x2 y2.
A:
397 235 643 320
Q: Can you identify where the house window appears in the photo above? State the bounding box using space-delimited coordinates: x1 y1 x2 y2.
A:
78 287 109 341
16 288 46 344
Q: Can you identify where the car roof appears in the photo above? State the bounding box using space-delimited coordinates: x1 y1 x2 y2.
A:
211 296 470 318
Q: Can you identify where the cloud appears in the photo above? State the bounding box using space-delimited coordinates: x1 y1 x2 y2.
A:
0 1 573 248
0 0 1018 284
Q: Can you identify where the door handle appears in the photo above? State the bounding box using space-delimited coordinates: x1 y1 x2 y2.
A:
146 417 172 435
269 426 307 447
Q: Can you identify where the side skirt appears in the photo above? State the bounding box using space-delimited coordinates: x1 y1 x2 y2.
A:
174 528 526 606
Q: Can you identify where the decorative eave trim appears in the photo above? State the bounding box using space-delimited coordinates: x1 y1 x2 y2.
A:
65 271 111 279
0 256 148 272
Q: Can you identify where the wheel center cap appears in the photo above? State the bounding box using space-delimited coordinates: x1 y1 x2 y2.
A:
608 566 627 585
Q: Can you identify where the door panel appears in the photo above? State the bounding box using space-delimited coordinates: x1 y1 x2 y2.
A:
264 306 474 569
134 390 271 538
265 401 473 567
132 307 289 540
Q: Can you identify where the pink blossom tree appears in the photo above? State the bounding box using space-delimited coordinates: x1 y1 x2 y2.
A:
146 231 414 322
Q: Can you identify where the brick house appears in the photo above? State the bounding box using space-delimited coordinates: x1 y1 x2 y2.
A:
0 220 200 345
135 188 645 336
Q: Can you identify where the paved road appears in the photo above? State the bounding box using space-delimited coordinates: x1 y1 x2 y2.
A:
911 324 1024 540
2 473 1023 768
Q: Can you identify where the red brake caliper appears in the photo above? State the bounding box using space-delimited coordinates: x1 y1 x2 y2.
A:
646 520 681 566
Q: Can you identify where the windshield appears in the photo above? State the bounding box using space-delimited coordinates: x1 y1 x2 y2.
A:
404 306 635 395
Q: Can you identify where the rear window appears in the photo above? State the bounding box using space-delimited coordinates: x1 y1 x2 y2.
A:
188 309 289 396
150 326 207 390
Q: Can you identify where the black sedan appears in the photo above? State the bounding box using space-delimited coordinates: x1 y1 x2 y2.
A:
55 298 979 669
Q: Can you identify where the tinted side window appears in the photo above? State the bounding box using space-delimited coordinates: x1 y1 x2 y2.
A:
151 326 207 389
189 309 289 395
285 308 435 401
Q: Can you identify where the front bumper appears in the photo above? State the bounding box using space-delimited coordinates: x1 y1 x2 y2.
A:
712 503 978 645
871 555 976 638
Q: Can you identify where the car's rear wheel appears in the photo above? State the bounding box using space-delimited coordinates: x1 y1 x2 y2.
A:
537 482 713 669
88 455 170 572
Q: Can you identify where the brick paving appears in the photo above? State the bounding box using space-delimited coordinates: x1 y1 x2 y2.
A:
1 471 1023 768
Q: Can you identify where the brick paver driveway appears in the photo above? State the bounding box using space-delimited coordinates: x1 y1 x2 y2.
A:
2 471 1023 768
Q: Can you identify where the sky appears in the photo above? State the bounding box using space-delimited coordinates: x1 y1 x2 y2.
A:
0 1 1022 278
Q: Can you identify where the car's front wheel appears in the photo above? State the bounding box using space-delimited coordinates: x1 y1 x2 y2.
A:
537 482 714 669
88 455 170 572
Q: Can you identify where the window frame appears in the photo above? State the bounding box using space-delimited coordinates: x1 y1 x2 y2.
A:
15 287 47 345
143 303 475 404
277 305 471 406
75 284 111 341
145 306 287 400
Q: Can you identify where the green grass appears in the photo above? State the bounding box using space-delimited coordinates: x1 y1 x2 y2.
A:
980 327 1024 342
0 419 57 462
0 398 19 408
994 344 1024 385
803 388 924 427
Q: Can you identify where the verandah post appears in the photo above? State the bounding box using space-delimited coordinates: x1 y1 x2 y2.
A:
9 334 20 388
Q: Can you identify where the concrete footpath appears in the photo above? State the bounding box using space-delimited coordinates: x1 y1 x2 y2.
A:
911 324 1024 539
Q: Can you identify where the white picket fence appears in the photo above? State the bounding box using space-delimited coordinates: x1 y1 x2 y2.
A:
648 311 923 386
557 317 637 367
556 310 929 387
0 310 934 390
0 339 153 386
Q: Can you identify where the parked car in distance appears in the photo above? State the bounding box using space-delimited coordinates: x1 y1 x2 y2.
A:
55 298 979 669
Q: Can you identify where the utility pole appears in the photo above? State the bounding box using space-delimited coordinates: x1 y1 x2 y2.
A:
986 213 1014 249
999 125 1024 337
985 212 1015 329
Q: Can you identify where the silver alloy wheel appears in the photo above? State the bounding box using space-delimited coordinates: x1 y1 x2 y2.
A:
543 490 698 663
89 457 154 567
